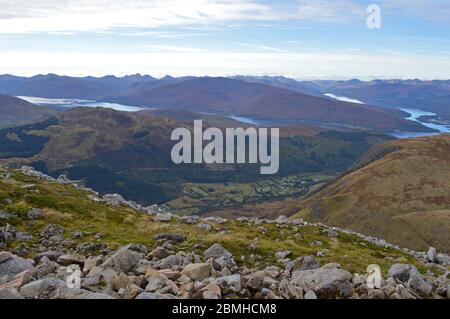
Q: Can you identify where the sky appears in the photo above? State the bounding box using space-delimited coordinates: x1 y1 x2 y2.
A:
0 0 450 79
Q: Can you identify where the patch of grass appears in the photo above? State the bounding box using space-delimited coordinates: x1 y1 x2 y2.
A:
0 167 436 276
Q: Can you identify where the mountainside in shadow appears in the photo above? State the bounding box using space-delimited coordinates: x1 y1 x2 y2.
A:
0 74 190 100
293 134 450 253
0 94 59 128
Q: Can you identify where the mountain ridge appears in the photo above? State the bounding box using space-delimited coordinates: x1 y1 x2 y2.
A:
293 134 450 253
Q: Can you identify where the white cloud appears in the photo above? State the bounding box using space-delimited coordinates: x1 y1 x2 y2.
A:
140 44 205 53
1 0 449 34
0 0 277 33
295 0 366 22
100 30 213 38
379 0 450 22
235 42 288 53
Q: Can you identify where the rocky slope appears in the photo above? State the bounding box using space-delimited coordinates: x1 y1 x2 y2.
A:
293 134 450 253
0 166 449 299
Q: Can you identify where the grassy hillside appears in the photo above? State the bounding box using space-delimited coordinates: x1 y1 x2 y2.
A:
0 166 433 276
293 134 450 253
0 107 391 205
0 94 59 128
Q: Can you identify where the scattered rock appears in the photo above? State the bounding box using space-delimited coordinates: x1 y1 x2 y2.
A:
145 275 168 292
246 272 265 291
102 194 127 206
83 256 103 274
304 289 317 299
102 247 142 274
0 252 34 282
0 287 24 299
201 283 222 299
154 213 173 222
73 230 84 239
275 215 290 224
311 240 323 247
367 289 385 299
154 233 186 243
180 215 200 224
41 224 64 239
201 217 228 224
0 270 31 290
148 247 171 260
286 256 320 273
119 284 143 299
388 264 418 282
57 254 86 267
27 208 43 220
76 242 107 253
215 274 242 294
197 222 212 231
291 264 353 299
181 263 211 281
407 273 432 297
204 244 237 270
275 251 291 260
135 292 178 299
426 247 437 263
15 232 33 241
326 229 338 238
278 279 303 299
19 277 67 299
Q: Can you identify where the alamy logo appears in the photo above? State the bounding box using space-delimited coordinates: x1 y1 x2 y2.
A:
171 120 279 174
66 265 81 289
366 264 382 289
367 4 382 29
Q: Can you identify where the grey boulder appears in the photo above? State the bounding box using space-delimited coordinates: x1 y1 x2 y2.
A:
291 264 353 299
0 252 34 282
388 264 419 282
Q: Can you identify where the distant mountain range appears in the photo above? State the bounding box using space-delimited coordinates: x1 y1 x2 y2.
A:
299 79 450 121
117 77 426 132
293 134 450 253
0 74 440 133
0 74 190 100
221 76 450 122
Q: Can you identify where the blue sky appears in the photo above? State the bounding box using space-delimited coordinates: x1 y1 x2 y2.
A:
0 0 449 79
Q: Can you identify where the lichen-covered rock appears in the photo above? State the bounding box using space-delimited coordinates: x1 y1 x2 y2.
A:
0 252 34 283
388 264 419 282
40 224 64 239
407 273 432 297
181 263 211 281
102 247 143 274
286 256 320 273
204 244 237 270
291 264 353 299
0 287 24 299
